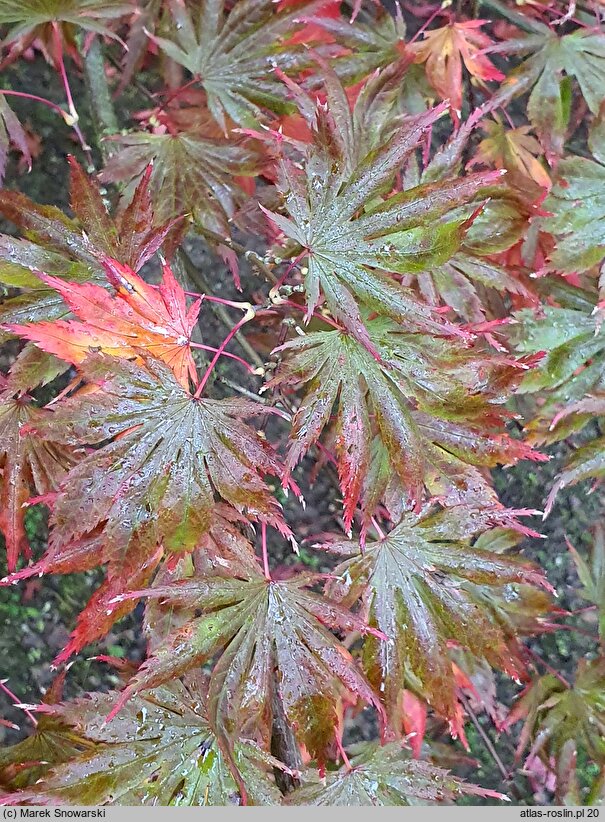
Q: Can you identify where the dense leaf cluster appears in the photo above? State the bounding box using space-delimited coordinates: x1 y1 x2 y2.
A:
0 0 605 807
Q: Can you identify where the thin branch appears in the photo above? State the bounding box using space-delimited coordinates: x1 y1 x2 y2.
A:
458 690 509 781
525 646 571 688
261 523 272 581
177 248 264 369
0 679 37 727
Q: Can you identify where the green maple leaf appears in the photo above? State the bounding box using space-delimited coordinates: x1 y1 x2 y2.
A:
505 658 605 766
540 117 605 274
263 70 502 349
109 567 383 762
0 712 93 792
286 741 506 805
0 158 176 345
0 0 131 44
2 678 283 806
414 118 533 322
0 354 292 659
322 506 551 734
149 0 329 130
269 318 545 531
565 527 605 643
307 5 408 84
511 282 605 443
24 354 291 552
492 20 605 162
99 129 262 236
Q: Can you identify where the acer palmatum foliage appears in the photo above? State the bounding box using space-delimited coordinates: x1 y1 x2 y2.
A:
0 0 605 807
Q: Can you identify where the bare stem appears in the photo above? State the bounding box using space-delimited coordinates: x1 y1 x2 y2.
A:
189 341 259 375
0 679 37 727
458 690 509 781
525 646 571 688
335 737 353 771
261 523 272 581
51 23 93 165
194 311 254 398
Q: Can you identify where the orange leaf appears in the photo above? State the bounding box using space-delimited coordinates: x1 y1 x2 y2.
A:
470 120 551 189
6 258 201 388
409 20 504 122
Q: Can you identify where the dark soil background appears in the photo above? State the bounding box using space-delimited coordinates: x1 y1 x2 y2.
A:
0 45 601 806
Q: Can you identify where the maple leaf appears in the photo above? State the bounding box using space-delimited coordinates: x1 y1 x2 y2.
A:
0 711 93 792
108 566 383 761
0 96 31 185
14 353 291 571
1 677 284 805
7 256 202 389
409 21 504 123
0 373 74 572
0 0 131 54
286 741 506 805
544 401 605 517
504 659 605 767
511 286 605 442
322 506 552 736
264 81 502 349
99 129 263 237
539 117 605 273
306 5 409 84
492 23 605 163
0 158 176 337
149 0 331 131
269 319 546 530
470 119 551 189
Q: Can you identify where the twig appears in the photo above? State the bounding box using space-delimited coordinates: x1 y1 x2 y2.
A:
525 646 571 688
458 690 509 782
177 248 264 369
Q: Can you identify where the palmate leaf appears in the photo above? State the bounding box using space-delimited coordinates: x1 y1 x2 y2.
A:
0 374 75 572
545 412 605 516
306 5 408 86
322 506 552 736
409 21 504 123
109 566 383 762
415 149 532 322
1 355 292 619
99 129 262 236
505 658 605 767
286 741 506 805
269 319 545 531
149 0 331 131
264 82 502 350
7 257 202 389
539 118 605 273
1 677 283 806
511 283 605 442
0 0 131 49
0 158 176 342
0 711 93 792
492 23 605 162
29 354 291 549
470 119 550 190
